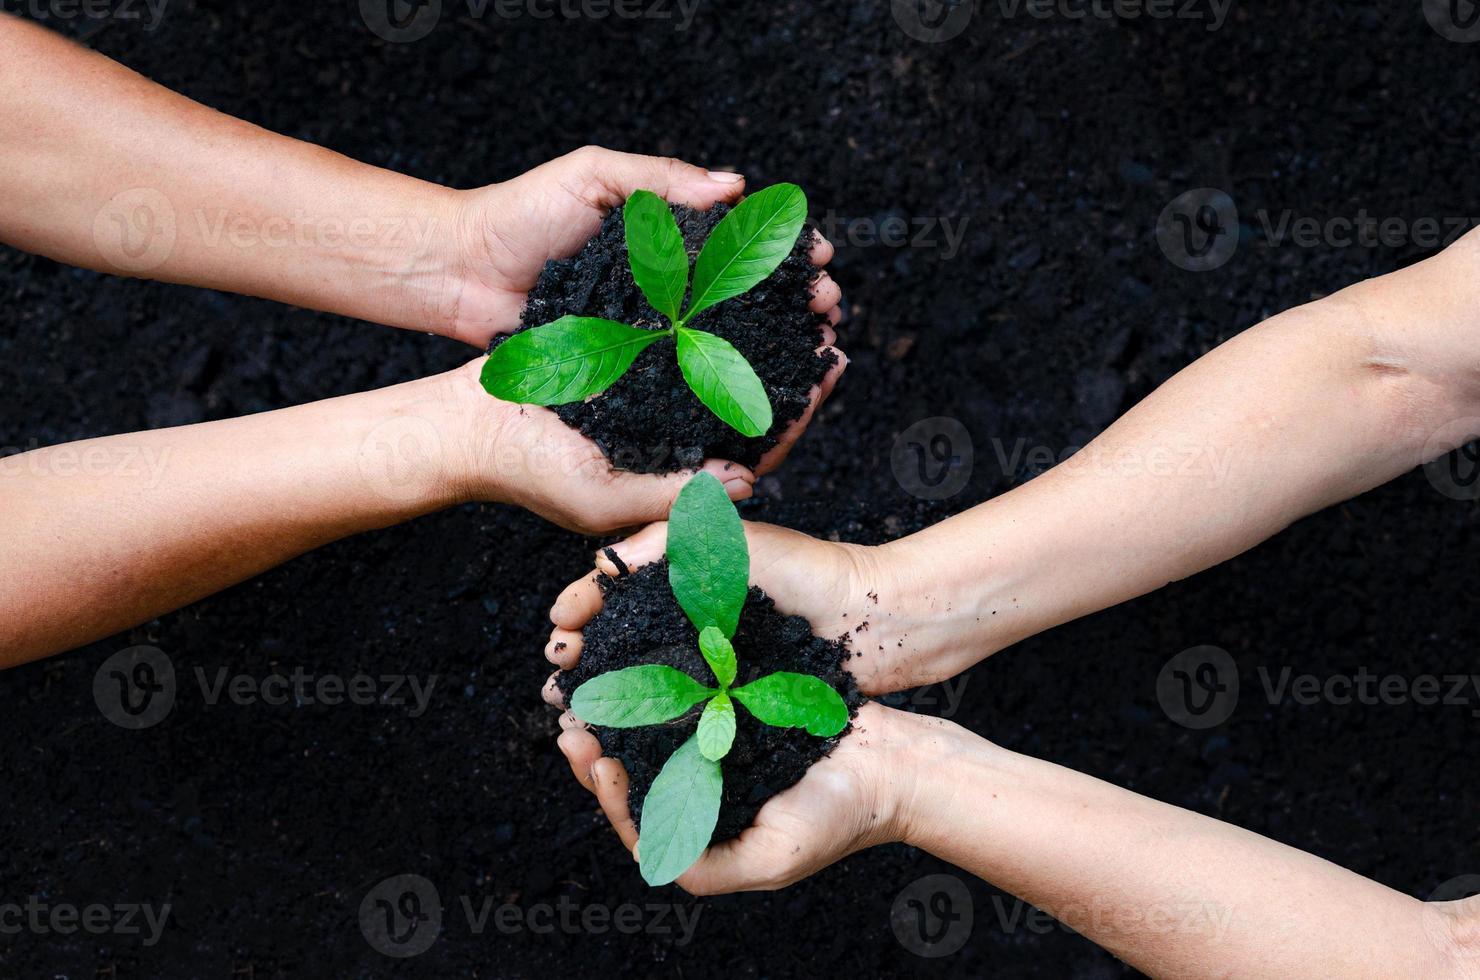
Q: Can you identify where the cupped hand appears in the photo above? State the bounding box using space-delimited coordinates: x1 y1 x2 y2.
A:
444 145 844 352
557 701 936 895
440 146 847 500
541 519 927 697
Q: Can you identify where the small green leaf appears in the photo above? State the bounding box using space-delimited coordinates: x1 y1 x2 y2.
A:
684 182 807 323
570 665 714 728
731 672 849 737
675 328 773 437
696 691 736 761
639 733 722 886
480 315 663 406
624 190 689 323
697 625 737 689
667 472 749 639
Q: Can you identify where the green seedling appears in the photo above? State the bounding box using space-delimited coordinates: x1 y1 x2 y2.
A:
479 184 809 437
568 472 849 886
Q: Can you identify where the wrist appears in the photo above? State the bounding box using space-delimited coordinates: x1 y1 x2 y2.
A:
885 709 999 852
854 704 983 849
866 528 1016 688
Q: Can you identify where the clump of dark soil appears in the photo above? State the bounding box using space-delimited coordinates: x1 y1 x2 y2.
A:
505 199 834 473
556 561 861 840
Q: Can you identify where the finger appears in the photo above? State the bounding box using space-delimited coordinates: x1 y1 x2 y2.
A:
601 460 755 530
754 347 848 474
674 837 766 897
568 146 747 211
817 346 848 401
594 522 669 578
546 628 583 669
592 757 640 854
818 322 837 348
808 273 841 314
550 571 604 630
543 671 567 708
826 305 843 326
808 234 835 267
557 728 602 794
558 710 588 731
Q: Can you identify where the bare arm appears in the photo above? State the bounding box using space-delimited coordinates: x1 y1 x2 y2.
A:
598 706 1480 978
898 712 1478 979
0 12 463 338
879 232 1480 685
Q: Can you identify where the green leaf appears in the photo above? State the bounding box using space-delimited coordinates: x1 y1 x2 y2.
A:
667 472 749 639
731 672 849 737
696 691 736 761
623 190 689 324
683 182 807 323
697 625 737 689
675 328 773 437
480 315 663 406
639 733 723 886
570 665 714 728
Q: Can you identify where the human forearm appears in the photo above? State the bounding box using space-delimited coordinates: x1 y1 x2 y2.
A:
0 14 463 336
895 716 1460 978
0 370 473 666
876 232 1480 682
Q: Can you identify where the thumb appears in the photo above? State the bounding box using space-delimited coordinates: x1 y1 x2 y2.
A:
603 459 755 528
565 145 746 210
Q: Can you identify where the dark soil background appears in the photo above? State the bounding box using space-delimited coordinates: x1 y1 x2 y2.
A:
2 1 1479 977
515 201 832 472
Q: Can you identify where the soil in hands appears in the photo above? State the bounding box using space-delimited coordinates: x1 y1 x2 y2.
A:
505 200 834 474
556 560 862 841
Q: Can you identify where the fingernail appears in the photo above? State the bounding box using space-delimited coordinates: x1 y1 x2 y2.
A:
724 478 754 501
707 170 744 184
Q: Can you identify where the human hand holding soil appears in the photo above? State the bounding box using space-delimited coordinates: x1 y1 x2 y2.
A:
566 700 1476 978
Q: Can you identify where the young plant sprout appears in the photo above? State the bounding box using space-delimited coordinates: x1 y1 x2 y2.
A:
479 184 809 437
568 471 849 886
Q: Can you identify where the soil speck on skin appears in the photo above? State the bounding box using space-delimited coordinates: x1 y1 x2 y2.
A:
556 562 861 840
505 200 833 473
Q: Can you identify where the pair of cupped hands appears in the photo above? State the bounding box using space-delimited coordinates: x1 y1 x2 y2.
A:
464 147 950 895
